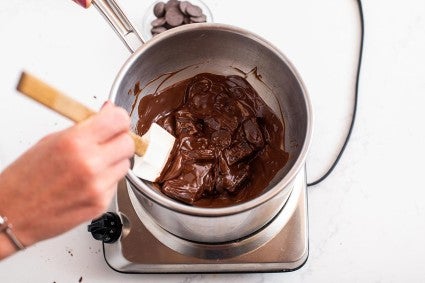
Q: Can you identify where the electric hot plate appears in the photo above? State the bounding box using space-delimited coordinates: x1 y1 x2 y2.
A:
90 168 308 273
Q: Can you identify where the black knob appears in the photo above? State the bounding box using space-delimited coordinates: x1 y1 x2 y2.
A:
88 212 122 243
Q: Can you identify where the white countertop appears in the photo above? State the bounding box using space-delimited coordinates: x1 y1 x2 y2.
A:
1 0 425 282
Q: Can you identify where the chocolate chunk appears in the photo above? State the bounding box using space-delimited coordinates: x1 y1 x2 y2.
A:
227 75 251 89
190 14 207 23
165 7 184 27
162 163 213 203
175 109 199 135
188 78 212 97
153 2 166 17
219 113 238 133
203 116 221 131
160 154 183 181
213 92 230 111
183 16 191 24
224 141 254 166
151 17 166 27
186 149 215 161
228 87 247 100
211 130 231 148
216 164 249 193
190 93 213 112
186 3 203 17
221 103 237 115
165 0 179 10
210 84 224 95
179 1 189 14
243 118 264 148
162 179 203 204
151 26 167 34
179 136 208 151
217 153 230 174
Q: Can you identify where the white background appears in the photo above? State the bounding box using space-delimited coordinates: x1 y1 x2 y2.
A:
1 0 425 282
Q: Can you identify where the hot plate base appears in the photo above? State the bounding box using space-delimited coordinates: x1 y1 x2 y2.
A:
103 170 308 273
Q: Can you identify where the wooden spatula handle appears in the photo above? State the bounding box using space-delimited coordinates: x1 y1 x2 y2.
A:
16 71 147 156
17 72 95 122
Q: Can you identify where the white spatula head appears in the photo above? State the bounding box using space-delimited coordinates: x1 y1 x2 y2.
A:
132 123 176 182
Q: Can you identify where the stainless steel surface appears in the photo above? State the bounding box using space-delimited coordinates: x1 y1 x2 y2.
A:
108 23 313 243
104 167 308 273
92 0 144 52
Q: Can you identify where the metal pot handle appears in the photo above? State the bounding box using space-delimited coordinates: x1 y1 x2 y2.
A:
72 0 145 53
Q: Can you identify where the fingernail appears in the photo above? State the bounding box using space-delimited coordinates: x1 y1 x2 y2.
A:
101 100 113 110
72 0 91 9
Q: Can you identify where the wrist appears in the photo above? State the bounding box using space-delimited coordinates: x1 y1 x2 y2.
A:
0 232 19 260
0 170 35 249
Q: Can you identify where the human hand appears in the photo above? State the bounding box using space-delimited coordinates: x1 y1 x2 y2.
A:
0 102 134 258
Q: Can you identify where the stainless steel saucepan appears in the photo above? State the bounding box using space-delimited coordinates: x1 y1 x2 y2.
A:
73 0 313 243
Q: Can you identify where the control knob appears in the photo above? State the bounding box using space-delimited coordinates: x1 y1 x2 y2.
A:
87 212 122 243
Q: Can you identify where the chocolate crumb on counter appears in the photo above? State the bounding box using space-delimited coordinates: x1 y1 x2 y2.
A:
150 0 208 36
66 248 74 257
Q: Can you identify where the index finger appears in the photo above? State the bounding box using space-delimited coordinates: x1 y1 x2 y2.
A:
78 102 131 144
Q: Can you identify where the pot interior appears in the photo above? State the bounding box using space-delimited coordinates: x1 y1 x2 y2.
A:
112 24 311 208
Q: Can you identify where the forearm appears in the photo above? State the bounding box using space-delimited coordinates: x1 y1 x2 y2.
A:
0 102 133 260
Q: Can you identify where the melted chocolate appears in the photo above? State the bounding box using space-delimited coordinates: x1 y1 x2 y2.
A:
136 73 288 207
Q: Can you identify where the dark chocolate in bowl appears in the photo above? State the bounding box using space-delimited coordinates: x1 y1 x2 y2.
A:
110 23 312 243
133 72 289 208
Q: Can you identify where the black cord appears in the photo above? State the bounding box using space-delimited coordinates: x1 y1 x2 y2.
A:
307 0 364 187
